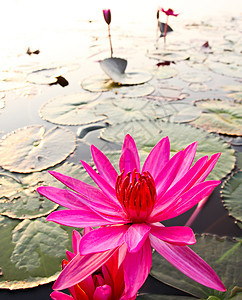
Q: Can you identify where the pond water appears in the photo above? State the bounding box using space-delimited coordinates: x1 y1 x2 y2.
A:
0 1 241 299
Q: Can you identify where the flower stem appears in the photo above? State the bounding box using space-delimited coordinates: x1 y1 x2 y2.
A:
185 195 209 227
108 24 113 57
163 15 169 44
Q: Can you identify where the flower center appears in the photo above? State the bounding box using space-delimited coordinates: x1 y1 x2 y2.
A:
115 169 157 222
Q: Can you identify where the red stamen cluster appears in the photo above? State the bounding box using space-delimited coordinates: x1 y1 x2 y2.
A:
115 169 157 222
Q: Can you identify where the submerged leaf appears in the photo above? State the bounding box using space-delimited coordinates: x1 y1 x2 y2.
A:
0 126 76 173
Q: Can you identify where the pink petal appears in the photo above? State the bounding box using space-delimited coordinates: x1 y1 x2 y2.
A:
150 224 196 246
38 186 124 217
124 223 151 253
72 230 82 255
91 145 118 188
142 136 170 179
66 250 75 261
47 209 125 227
164 180 220 220
123 238 152 298
197 153 221 183
170 142 197 187
81 161 120 207
51 291 74 300
119 134 140 174
150 235 226 291
48 171 120 209
93 285 112 300
79 225 128 255
155 150 184 198
53 249 118 290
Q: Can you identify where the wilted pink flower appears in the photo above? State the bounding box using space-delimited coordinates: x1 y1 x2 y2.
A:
161 8 179 17
103 9 111 25
51 229 135 300
38 135 226 298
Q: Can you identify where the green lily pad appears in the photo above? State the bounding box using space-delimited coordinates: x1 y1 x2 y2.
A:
150 235 242 299
81 75 119 92
180 71 212 83
209 62 242 79
112 83 155 98
221 171 242 223
27 67 67 85
0 162 87 219
0 215 75 289
0 125 76 173
191 99 242 136
151 66 178 79
39 92 105 126
235 152 242 170
94 97 157 125
138 295 192 300
222 85 242 101
100 120 235 181
0 71 27 92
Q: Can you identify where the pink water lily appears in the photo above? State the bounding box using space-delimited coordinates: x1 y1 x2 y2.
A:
102 9 113 57
51 229 134 300
161 8 179 17
38 135 226 297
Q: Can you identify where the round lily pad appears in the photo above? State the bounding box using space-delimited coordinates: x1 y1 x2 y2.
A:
0 215 75 289
100 120 235 181
209 62 242 79
148 51 189 62
191 99 242 136
188 82 208 92
151 66 178 79
0 125 76 173
112 83 155 98
0 93 5 110
94 97 157 125
221 171 242 223
150 234 242 299
27 67 67 85
180 70 212 83
39 92 105 126
81 75 118 92
0 162 87 219
0 71 27 92
147 85 188 101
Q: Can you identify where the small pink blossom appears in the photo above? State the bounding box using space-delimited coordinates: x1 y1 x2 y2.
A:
103 9 111 25
50 229 135 300
161 8 179 17
38 135 226 298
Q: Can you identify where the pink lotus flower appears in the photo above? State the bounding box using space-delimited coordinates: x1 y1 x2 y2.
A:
38 135 226 298
161 8 179 17
51 229 135 300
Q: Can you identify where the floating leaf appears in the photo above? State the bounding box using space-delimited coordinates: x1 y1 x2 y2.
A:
27 67 67 85
100 120 235 181
112 83 155 98
81 75 118 92
209 62 242 79
0 215 75 289
235 152 242 170
188 82 208 92
0 71 27 92
180 70 212 83
0 126 76 173
150 235 242 299
151 66 178 79
148 51 189 62
191 99 242 136
147 84 188 101
221 171 242 223
0 162 87 219
39 92 105 126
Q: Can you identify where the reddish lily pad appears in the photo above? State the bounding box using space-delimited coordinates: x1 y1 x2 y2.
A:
100 120 235 181
191 99 242 136
221 171 242 223
0 126 76 173
0 215 75 289
39 92 105 126
150 235 242 299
